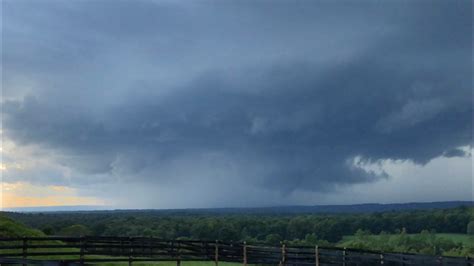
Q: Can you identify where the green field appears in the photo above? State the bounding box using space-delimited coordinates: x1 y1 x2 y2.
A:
336 230 474 257
339 233 474 246
432 234 474 246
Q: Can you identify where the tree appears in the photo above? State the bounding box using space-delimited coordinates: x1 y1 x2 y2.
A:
59 224 91 237
218 226 238 241
467 221 474 235
41 227 54 235
265 233 282 245
91 223 107 236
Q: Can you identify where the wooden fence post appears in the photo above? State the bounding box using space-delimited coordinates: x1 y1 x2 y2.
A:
177 241 181 266
278 242 282 266
171 241 174 259
315 245 319 266
203 241 208 260
79 236 85 265
342 247 346 266
280 242 286 266
128 237 133 266
22 237 27 266
215 240 219 266
243 241 247 266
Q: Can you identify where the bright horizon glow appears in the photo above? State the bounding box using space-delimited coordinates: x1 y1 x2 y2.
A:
0 182 104 209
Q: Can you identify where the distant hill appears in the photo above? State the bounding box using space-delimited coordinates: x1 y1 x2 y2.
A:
165 201 474 215
0 214 45 237
239 201 474 214
5 201 473 214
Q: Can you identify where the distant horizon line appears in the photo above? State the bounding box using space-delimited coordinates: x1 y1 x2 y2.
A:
3 200 473 213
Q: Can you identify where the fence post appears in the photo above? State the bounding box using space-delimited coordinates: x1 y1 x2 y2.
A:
315 245 319 266
203 241 208 260
120 239 124 257
177 241 181 266
22 237 28 266
243 241 247 266
128 237 133 266
79 236 85 265
171 241 174 259
279 242 286 266
342 247 346 266
279 242 282 266
215 240 219 266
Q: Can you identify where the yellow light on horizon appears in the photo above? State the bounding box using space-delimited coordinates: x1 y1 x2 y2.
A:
0 182 104 209
2 195 102 208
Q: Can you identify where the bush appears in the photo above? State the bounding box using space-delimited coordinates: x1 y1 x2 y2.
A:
59 224 91 237
467 221 474 235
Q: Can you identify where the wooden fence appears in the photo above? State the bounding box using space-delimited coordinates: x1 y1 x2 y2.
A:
0 236 472 265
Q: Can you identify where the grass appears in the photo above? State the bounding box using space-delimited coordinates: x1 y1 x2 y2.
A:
98 261 240 266
336 233 474 248
337 232 474 257
434 233 474 246
0 214 45 237
339 233 474 247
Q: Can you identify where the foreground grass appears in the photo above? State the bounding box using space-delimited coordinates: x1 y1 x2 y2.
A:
98 261 240 266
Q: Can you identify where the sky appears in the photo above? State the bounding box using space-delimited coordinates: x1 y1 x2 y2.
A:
1 0 472 209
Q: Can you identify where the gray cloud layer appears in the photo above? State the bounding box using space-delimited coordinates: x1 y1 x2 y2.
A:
2 0 472 205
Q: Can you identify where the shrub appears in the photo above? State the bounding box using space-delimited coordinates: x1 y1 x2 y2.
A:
467 221 474 235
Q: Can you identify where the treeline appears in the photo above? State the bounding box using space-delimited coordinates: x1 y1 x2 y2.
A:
6 206 473 245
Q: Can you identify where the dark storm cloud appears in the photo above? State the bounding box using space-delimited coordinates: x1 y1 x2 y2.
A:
2 0 472 195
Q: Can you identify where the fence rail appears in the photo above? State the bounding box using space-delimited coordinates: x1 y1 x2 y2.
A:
0 236 472 265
